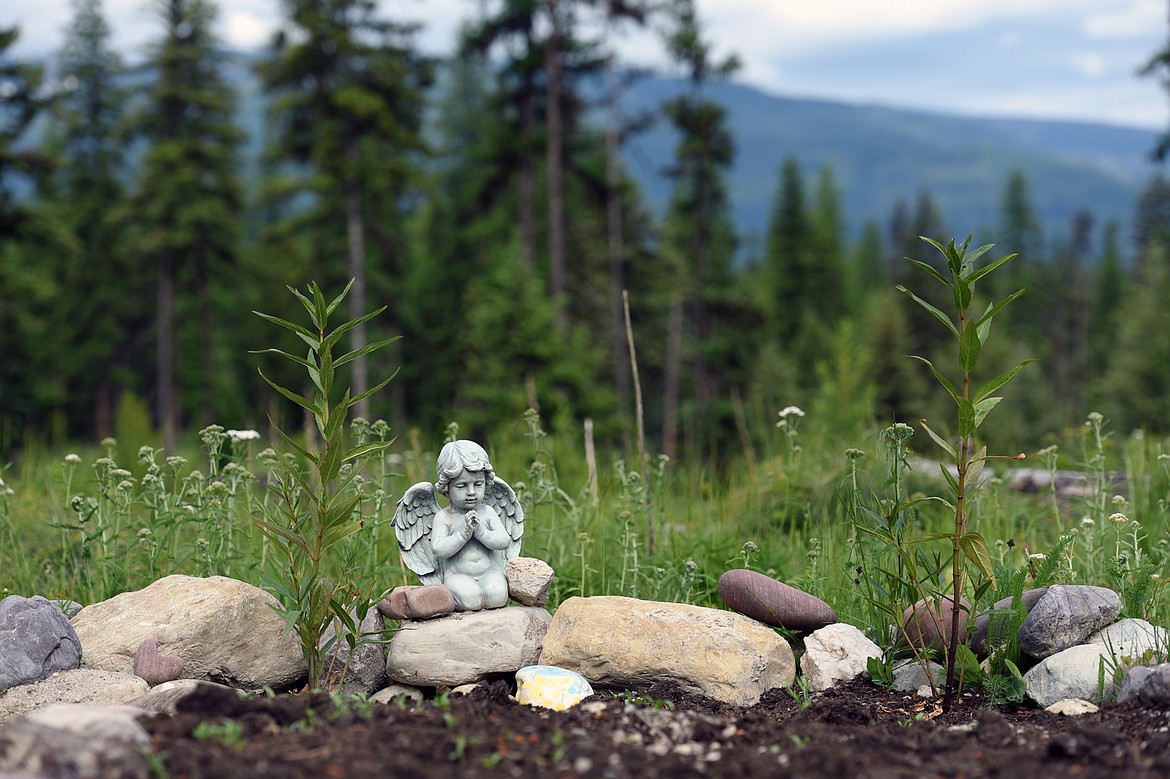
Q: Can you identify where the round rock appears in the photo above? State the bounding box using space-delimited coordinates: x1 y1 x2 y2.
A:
717 569 836 631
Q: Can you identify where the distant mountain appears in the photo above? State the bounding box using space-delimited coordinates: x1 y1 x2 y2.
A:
618 77 1163 257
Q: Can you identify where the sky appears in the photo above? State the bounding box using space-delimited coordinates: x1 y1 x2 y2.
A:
5 0 1169 131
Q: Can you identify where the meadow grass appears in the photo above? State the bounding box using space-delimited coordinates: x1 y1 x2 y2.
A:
2 407 1168 653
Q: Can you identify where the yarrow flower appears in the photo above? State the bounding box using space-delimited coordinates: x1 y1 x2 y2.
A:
779 406 805 419
1109 512 1129 525
226 429 261 442
64 453 81 465
1028 553 1047 561
1081 517 1094 526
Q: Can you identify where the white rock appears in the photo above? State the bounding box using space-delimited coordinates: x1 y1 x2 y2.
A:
1087 618 1168 660
26 703 151 745
128 679 241 715
370 683 425 705
1045 698 1099 716
386 606 551 687
539 596 795 707
506 557 555 606
0 719 149 778
800 623 883 692
71 574 306 691
1023 644 1112 707
0 669 148 724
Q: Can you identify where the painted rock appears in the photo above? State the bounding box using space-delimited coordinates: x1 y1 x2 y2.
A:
901 595 969 651
515 665 593 711
717 569 836 631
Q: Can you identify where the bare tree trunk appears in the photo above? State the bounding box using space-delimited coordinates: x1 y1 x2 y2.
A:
157 256 177 452
662 288 684 460
345 143 369 419
544 0 566 305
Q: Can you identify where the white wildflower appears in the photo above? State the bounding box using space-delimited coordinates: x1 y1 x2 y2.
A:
1111 494 1128 507
1028 553 1047 561
1080 517 1094 526
226 429 261 442
1109 512 1129 524
779 406 805 419
64 453 82 465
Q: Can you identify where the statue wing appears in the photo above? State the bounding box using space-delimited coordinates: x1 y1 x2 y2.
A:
485 475 525 559
393 482 441 585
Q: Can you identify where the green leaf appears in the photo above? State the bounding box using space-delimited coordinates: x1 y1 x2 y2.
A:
959 323 981 373
966 250 1017 284
350 371 398 407
326 278 355 318
253 311 318 345
258 370 322 416
910 356 959 403
322 306 388 352
953 277 972 312
960 532 997 585
906 258 950 287
897 286 958 337
334 336 403 368
973 360 1037 403
975 288 1026 338
248 347 316 372
966 446 988 487
918 419 957 458
973 396 1003 428
958 397 976 437
940 462 960 494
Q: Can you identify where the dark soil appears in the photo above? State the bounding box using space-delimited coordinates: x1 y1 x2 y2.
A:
141 678 1170 778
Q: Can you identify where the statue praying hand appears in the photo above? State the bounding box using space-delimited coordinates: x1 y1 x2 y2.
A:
393 440 525 611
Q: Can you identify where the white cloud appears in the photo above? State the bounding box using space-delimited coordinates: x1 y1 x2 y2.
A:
1070 51 1108 78
1084 0 1163 39
224 11 270 49
995 30 1023 49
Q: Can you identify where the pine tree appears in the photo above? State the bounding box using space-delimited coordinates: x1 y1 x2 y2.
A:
658 0 743 458
258 0 433 421
126 0 244 449
46 0 138 439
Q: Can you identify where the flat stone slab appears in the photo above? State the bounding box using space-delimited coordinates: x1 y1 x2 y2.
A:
386 606 551 687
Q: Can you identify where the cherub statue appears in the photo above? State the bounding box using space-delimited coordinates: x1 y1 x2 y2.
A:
393 440 524 611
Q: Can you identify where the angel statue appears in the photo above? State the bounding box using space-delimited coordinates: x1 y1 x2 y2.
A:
393 440 525 611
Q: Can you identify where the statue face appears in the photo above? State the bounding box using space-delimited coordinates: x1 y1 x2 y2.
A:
448 468 486 511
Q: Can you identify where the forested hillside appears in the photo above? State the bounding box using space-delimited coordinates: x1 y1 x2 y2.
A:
3 0 1170 464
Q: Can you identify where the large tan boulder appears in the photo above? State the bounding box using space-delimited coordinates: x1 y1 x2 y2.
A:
71 575 306 690
539 596 795 706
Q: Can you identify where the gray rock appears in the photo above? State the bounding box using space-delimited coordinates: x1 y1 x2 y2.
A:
71 574 307 691
1117 663 1170 705
540 596 795 707
0 719 149 778
969 587 1048 655
26 703 151 746
0 669 148 724
892 659 946 693
318 606 388 696
1017 585 1120 659
0 595 83 690
799 623 882 692
716 569 836 631
506 557 555 607
387 606 551 687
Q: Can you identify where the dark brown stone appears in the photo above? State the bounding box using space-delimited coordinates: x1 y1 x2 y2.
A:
717 568 836 631
133 637 185 685
378 585 456 621
901 596 970 651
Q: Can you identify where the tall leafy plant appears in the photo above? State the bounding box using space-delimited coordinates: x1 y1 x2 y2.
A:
251 280 398 687
898 234 1034 711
